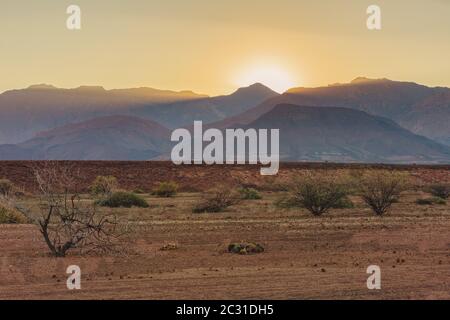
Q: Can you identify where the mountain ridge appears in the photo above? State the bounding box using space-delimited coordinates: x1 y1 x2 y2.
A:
212 78 450 146
0 115 172 161
245 104 450 163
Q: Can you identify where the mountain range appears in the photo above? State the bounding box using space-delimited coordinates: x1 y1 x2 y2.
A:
213 78 450 146
0 116 171 160
0 83 276 144
245 104 450 163
0 78 449 163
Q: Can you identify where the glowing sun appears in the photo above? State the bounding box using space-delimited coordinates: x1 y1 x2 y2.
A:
235 64 296 93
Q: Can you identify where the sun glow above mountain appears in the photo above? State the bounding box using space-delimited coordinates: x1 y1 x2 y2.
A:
235 65 296 94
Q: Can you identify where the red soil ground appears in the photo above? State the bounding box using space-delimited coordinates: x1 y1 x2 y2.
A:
0 161 449 193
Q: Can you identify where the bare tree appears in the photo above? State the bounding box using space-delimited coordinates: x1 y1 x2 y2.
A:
33 162 123 257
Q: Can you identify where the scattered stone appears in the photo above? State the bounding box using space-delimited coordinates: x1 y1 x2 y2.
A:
228 242 264 255
160 242 178 251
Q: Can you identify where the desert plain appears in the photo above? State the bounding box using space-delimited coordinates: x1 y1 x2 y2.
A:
0 161 449 300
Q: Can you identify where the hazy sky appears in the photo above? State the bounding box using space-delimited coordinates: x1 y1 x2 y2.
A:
1 0 449 95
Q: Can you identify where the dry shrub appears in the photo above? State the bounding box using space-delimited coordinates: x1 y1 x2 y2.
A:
33 162 124 257
427 184 450 199
90 176 119 198
358 170 407 216
193 187 240 213
238 187 262 200
288 171 350 216
152 181 178 198
98 191 149 208
0 179 14 197
0 202 28 224
274 194 299 209
416 197 446 206
258 176 290 192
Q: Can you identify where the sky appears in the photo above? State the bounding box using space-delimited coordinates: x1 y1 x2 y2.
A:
1 0 450 95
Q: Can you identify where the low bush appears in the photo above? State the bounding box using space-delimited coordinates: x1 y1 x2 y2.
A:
238 187 262 200
358 171 407 216
274 194 299 209
228 242 264 255
152 181 178 198
0 204 28 224
259 176 289 192
97 191 149 208
416 197 447 205
0 179 14 197
332 196 355 209
289 172 349 216
90 176 118 198
275 193 353 210
192 188 239 213
427 184 450 199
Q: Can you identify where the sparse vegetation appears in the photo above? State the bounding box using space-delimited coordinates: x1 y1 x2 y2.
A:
259 176 289 192
33 163 123 257
275 193 353 210
274 194 299 209
0 203 28 224
238 187 262 200
358 171 407 216
427 184 450 199
0 179 14 198
98 191 149 208
0 162 449 299
416 197 447 206
160 242 179 251
90 175 119 198
192 187 239 213
288 172 349 216
228 242 264 255
332 196 355 209
152 181 178 198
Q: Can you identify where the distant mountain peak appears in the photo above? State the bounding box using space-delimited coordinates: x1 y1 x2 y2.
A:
233 83 278 96
75 85 106 91
27 84 58 90
350 77 390 84
248 82 270 89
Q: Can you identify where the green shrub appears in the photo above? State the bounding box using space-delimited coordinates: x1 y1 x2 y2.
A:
332 196 355 209
428 184 450 199
97 191 149 208
416 197 447 205
358 171 406 216
238 187 262 200
0 179 14 197
0 205 28 224
289 172 349 216
133 188 145 194
152 181 178 198
275 193 353 210
274 194 299 209
90 176 118 197
193 188 239 213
